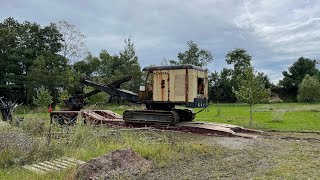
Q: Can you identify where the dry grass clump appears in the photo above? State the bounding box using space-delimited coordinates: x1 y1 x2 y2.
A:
271 110 285 122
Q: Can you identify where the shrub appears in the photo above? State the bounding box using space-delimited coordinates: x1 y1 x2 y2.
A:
271 110 285 122
0 150 23 168
21 118 47 136
57 89 69 107
297 75 320 102
84 86 109 105
33 86 53 108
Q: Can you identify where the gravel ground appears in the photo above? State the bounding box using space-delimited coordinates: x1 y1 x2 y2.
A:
141 132 320 180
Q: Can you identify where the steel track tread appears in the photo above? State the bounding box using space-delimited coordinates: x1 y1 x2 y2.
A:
123 110 178 124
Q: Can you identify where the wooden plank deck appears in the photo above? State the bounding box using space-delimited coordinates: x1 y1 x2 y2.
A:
23 157 85 174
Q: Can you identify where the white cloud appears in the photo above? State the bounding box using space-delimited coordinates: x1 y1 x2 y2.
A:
235 0 320 56
1 0 320 83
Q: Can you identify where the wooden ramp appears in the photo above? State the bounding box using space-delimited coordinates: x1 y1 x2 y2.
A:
23 157 85 174
81 110 123 124
175 122 262 138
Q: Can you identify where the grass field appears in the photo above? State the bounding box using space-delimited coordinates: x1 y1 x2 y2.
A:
1 103 320 179
78 103 320 132
12 103 320 132
195 103 320 131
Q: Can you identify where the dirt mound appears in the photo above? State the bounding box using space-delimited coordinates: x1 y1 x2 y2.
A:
74 149 152 179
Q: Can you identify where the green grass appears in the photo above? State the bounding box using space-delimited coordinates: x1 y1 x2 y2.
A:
195 103 320 131
2 103 320 179
0 124 215 179
12 103 320 132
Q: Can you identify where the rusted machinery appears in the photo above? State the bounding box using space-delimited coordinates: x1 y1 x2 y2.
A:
82 64 208 124
50 76 133 125
51 64 208 125
49 64 262 138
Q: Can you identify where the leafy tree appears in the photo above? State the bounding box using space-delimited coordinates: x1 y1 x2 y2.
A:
118 37 142 91
234 67 270 127
170 40 213 67
257 72 272 89
226 48 252 90
209 69 236 103
99 36 142 92
28 54 72 105
33 86 53 107
73 53 101 79
98 50 116 80
56 20 88 62
0 17 63 103
208 48 271 103
209 49 255 103
297 75 320 102
279 57 319 99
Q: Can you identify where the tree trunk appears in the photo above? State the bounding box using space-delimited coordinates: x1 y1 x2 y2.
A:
249 104 253 127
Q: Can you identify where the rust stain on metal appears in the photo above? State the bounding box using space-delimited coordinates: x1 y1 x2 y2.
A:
185 69 189 102
167 72 170 101
160 72 164 101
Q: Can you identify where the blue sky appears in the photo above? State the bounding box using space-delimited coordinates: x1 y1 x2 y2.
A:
2 0 320 83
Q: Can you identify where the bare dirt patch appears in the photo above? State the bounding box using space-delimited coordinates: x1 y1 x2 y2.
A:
140 132 320 179
206 137 256 150
74 148 152 179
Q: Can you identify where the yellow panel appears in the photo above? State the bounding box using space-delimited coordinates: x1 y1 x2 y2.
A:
152 68 208 103
169 69 187 102
174 74 186 101
152 70 169 101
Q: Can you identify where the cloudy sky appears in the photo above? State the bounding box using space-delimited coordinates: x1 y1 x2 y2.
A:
2 0 320 83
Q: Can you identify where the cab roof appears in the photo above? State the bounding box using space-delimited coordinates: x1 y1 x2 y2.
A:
142 64 207 72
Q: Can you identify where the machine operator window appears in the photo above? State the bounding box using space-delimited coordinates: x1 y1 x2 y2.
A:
197 78 204 95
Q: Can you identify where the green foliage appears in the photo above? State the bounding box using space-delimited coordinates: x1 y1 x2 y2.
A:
297 75 320 102
226 48 251 71
226 48 252 90
32 86 53 108
73 53 101 79
83 86 108 105
99 36 142 92
0 17 63 103
279 57 319 98
234 67 270 126
169 40 213 67
57 89 69 106
0 150 23 168
235 67 270 105
209 48 271 103
118 37 142 91
28 54 72 104
21 118 46 136
271 110 285 122
209 69 237 103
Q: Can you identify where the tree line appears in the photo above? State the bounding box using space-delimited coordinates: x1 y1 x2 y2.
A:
1 17 319 108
